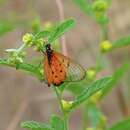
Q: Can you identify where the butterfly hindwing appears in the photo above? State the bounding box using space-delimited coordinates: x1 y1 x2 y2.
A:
53 51 86 82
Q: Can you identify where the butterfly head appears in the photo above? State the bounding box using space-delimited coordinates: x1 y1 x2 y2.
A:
45 44 52 51
45 44 53 64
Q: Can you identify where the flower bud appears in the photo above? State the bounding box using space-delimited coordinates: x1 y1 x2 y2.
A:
92 0 108 13
100 40 112 52
61 100 73 112
22 33 34 45
87 68 96 81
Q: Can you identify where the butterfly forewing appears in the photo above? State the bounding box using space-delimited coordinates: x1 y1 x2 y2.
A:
50 55 66 85
53 51 86 82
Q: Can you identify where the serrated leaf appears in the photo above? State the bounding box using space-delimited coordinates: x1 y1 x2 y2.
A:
113 36 130 49
50 115 64 130
108 118 130 130
70 77 112 110
21 121 54 130
101 63 129 98
48 19 76 43
74 0 93 15
34 31 51 39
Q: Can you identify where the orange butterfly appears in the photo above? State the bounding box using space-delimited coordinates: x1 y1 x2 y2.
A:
44 43 86 86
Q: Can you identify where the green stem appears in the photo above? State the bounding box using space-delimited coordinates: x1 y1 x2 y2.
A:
96 24 108 71
101 24 108 41
52 85 69 130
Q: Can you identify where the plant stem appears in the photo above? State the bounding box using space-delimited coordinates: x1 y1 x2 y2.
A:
101 24 108 41
52 85 69 130
96 24 108 71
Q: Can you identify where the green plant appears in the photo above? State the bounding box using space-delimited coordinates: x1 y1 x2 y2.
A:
0 1 130 130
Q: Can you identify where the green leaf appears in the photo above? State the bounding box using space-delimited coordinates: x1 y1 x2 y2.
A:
59 80 86 94
112 36 130 49
74 0 93 15
70 77 112 110
48 19 76 43
50 115 64 130
0 58 43 80
34 31 51 39
101 63 129 98
21 121 53 130
108 118 130 130
17 63 42 77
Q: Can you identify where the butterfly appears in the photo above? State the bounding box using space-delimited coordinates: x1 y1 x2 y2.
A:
44 43 86 87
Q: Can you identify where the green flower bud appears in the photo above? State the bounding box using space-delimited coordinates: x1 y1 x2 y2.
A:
92 0 108 13
87 68 96 81
61 100 73 112
22 33 34 45
7 50 26 65
36 38 44 46
100 40 112 52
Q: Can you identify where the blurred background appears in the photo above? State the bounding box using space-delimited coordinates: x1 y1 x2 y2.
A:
0 0 130 130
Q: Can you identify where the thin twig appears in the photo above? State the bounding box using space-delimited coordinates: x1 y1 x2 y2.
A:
5 98 28 130
55 0 68 55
